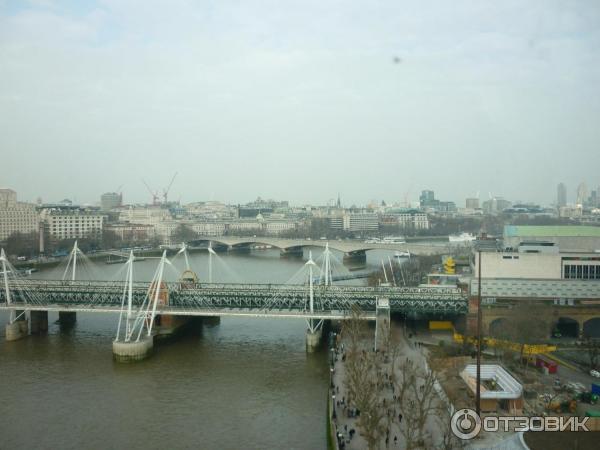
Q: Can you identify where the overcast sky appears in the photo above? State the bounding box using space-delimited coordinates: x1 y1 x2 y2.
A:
1 0 599 207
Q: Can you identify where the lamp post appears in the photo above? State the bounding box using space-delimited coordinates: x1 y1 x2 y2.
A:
476 249 482 417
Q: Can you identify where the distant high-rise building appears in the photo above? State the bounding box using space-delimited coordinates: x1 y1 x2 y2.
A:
466 198 479 209
101 192 122 211
576 182 588 206
419 190 436 208
482 197 511 214
557 183 567 208
590 190 598 208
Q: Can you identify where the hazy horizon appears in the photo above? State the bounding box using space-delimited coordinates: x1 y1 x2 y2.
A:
1 1 599 206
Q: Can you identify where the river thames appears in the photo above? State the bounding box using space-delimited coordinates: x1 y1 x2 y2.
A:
0 247 395 449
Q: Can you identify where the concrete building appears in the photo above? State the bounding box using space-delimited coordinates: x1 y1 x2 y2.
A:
329 213 378 233
482 197 512 214
264 220 297 235
503 225 600 253
381 210 430 230
577 182 588 206
100 192 122 211
119 206 172 226
106 223 155 243
419 190 435 208
461 365 523 414
154 221 179 245
557 183 567 208
190 221 226 236
558 205 582 218
227 219 262 233
0 188 40 242
465 198 479 209
40 207 103 241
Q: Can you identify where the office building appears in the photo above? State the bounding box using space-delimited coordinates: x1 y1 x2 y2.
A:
101 192 122 211
0 188 39 242
557 183 567 208
465 198 479 209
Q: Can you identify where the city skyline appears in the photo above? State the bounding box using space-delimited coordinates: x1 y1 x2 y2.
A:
1 179 599 208
1 1 600 205
2 3 600 449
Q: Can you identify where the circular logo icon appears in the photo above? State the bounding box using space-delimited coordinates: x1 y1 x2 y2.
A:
451 408 482 440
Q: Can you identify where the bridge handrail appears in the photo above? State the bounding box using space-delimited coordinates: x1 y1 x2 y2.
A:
1 279 462 294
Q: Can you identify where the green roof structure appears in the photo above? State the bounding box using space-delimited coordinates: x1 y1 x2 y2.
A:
504 225 600 238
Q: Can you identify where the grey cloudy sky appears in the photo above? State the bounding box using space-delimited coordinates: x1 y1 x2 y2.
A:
1 0 599 206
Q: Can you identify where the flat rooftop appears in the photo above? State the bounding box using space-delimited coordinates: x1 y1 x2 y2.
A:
505 225 600 238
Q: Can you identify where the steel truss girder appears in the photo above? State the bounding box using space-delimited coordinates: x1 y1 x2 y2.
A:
0 280 468 315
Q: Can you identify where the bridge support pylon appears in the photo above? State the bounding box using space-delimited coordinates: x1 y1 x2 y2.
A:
375 298 390 352
59 312 76 328
30 311 48 334
306 327 323 352
5 320 27 341
343 250 366 264
280 246 303 258
112 336 153 362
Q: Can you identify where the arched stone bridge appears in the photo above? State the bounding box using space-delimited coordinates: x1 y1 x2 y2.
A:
186 237 456 257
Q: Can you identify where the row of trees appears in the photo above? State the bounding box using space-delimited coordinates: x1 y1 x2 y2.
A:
341 307 463 450
2 229 160 258
367 254 450 287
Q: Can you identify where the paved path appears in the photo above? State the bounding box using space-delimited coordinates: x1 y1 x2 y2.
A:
330 325 445 449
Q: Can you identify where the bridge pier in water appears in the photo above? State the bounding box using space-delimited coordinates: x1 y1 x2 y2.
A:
59 311 76 328
5 311 28 341
280 246 304 258
30 310 48 334
306 328 322 352
203 316 221 326
154 315 199 340
343 250 366 264
112 336 153 362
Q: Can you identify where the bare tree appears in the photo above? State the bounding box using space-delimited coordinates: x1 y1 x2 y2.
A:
582 337 600 370
393 358 440 449
342 305 387 450
434 405 464 450
172 224 197 243
343 304 370 355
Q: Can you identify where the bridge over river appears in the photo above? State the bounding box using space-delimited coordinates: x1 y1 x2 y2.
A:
0 279 468 319
0 243 467 361
185 236 460 259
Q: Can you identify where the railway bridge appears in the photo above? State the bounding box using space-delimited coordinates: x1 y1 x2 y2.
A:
1 245 467 361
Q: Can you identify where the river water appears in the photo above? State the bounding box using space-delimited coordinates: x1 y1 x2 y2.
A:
0 247 397 450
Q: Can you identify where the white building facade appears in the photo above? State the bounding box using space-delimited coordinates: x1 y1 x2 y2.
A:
41 208 104 241
0 189 40 241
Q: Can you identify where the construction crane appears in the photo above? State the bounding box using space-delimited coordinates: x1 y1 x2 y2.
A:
162 172 178 204
142 179 160 206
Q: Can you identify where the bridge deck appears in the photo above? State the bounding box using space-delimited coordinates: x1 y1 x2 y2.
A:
0 280 469 315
